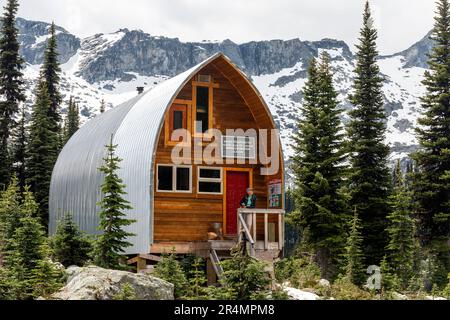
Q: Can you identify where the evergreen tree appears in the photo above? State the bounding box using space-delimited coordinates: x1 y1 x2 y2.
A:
413 0 450 275
40 22 62 125
185 257 209 300
52 213 92 267
100 99 106 114
93 136 136 270
220 246 271 300
384 161 415 289
4 188 47 299
346 1 392 264
0 176 21 256
291 53 348 278
343 208 365 285
26 80 59 225
63 97 80 144
30 244 63 298
153 251 188 299
12 107 27 190
0 0 25 188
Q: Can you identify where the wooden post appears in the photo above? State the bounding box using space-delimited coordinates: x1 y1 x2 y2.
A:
136 257 147 273
252 212 257 243
264 213 269 250
278 214 283 251
207 258 217 285
237 211 242 243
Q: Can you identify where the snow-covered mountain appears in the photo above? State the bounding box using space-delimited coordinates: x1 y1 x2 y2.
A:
17 17 432 164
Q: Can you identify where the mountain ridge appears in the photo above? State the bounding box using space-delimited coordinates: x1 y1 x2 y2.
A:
14 17 433 165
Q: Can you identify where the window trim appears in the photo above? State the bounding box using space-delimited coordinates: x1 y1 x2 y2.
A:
164 101 192 147
192 77 219 138
156 164 192 193
197 166 223 195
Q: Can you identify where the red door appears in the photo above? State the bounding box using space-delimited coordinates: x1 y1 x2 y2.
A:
226 171 250 235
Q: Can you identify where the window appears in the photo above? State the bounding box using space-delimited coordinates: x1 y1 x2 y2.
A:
157 165 192 193
192 76 219 136
196 86 209 133
198 167 222 194
165 103 191 146
173 110 184 131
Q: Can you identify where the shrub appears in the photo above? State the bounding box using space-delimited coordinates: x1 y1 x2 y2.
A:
220 246 271 300
153 251 187 299
328 276 374 300
442 274 450 299
275 256 321 289
52 214 92 267
113 283 137 300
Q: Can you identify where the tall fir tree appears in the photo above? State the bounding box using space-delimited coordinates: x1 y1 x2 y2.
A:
384 160 415 289
93 136 136 270
63 97 80 144
346 1 392 265
0 0 25 188
26 80 59 226
291 53 348 278
12 107 27 190
40 22 62 125
413 0 450 274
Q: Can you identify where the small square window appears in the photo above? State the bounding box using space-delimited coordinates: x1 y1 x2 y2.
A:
199 181 221 193
200 168 221 179
197 167 222 194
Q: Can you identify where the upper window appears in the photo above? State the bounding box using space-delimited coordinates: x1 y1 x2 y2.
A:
196 86 210 134
165 103 191 146
197 167 222 194
157 165 192 193
193 75 219 136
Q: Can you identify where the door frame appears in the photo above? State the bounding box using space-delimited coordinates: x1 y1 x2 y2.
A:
223 168 254 236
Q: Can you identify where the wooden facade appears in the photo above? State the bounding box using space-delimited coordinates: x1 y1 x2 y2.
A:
151 59 284 253
50 53 284 265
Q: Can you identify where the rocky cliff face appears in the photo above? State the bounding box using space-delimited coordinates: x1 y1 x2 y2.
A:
16 17 433 164
17 17 80 65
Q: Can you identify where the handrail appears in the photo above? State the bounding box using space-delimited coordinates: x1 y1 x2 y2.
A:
238 208 285 215
237 208 286 254
210 249 224 279
238 213 255 245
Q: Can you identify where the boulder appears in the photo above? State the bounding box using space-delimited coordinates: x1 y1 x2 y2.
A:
425 295 447 301
51 266 174 300
284 287 320 300
319 279 331 288
391 292 409 300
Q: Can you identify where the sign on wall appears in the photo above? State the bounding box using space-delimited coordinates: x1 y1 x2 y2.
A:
268 179 282 208
221 136 256 160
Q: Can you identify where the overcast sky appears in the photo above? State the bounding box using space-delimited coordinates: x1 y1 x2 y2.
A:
16 0 436 55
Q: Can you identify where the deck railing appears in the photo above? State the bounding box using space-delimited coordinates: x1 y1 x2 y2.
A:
237 208 285 256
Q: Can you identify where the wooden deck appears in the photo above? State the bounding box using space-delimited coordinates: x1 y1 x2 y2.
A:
130 209 285 280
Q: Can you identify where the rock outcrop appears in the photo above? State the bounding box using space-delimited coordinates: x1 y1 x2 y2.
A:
51 266 174 300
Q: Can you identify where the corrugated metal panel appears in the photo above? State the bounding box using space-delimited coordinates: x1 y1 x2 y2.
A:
49 53 223 254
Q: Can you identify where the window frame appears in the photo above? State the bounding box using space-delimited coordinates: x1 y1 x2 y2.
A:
192 76 219 138
164 101 192 147
197 166 223 195
156 164 193 193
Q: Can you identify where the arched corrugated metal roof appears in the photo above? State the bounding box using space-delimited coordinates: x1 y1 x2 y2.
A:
49 52 282 254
